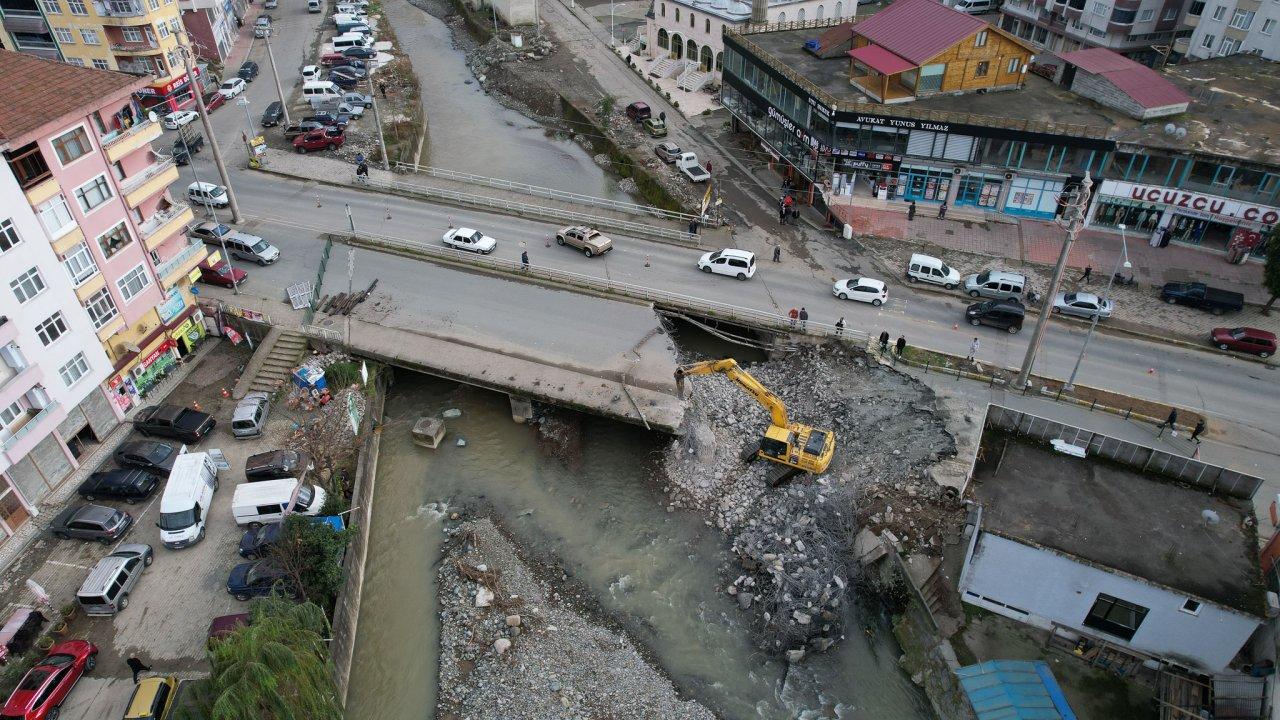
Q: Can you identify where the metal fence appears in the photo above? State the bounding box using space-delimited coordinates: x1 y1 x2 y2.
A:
394 161 699 224
985 404 1264 500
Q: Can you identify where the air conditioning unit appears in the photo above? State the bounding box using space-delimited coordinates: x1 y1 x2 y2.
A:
24 385 51 410
1004 172 1015 180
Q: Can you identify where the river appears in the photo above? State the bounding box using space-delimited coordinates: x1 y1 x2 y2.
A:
344 368 934 719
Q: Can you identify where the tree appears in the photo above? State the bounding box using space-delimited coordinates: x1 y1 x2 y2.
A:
268 515 351 610
1263 225 1280 315
599 94 616 118
288 393 367 480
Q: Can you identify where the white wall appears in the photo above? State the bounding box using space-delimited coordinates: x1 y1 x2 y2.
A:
1185 3 1280 61
961 532 1261 672
647 0 853 72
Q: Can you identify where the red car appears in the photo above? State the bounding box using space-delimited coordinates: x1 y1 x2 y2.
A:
320 52 352 66
2 640 98 720
202 91 226 112
196 260 247 288
625 101 651 121
1211 326 1276 358
292 127 345 153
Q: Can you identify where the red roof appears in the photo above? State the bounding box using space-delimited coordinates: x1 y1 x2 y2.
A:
848 44 916 75
0 50 145 143
1059 48 1191 109
851 0 987 66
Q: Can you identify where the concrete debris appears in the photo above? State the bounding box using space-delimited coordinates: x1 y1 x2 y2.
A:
475 586 494 607
443 408 463 418
457 438 468 447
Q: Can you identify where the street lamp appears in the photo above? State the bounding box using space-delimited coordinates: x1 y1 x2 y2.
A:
1063 223 1131 391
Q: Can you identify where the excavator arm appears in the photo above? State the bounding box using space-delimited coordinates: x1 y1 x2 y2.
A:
675 359 789 429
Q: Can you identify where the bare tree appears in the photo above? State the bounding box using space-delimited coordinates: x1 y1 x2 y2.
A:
288 394 367 483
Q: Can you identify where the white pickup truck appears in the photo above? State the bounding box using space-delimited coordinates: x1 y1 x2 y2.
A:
676 152 710 183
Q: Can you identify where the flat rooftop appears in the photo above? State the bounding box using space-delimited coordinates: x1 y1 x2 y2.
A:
971 434 1263 616
738 28 1280 165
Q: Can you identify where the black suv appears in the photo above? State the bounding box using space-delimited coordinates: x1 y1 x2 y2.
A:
77 469 161 504
966 299 1025 334
237 61 259 81
114 440 179 477
261 101 284 127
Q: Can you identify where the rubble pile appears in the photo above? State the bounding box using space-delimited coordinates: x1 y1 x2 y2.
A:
437 518 715 720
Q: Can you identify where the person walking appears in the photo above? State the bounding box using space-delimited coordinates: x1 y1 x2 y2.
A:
378 80 387 99
688 219 700 235
1190 418 1206 443
1157 408 1178 438
788 307 799 328
1081 265 1093 284
967 337 980 362
879 330 890 353
907 201 916 221
895 335 906 355
798 307 808 331
355 162 368 183
791 205 800 224
127 656 151 684
520 250 529 270
835 317 845 337
779 199 788 225
772 245 781 262
937 202 947 219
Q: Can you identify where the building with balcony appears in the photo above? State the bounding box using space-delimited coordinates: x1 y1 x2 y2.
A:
179 0 236 62
996 0 1189 67
719 20 1279 254
0 0 63 60
0 50 208 421
1180 0 1280 61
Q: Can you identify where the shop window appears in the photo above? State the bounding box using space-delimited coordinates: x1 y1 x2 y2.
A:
1094 197 1161 231
1184 159 1227 192
1083 593 1148 641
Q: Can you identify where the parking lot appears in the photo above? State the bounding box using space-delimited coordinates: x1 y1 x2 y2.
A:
0 339 322 719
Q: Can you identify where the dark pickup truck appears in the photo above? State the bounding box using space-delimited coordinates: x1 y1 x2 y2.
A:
133 405 216 443
171 131 204 166
1160 282 1245 315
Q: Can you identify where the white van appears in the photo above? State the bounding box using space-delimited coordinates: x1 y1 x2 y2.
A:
333 12 368 25
157 452 219 549
335 1 368 13
906 252 961 289
331 33 370 50
188 181 229 208
308 0 321 11
302 80 343 104
952 0 996 13
232 479 326 528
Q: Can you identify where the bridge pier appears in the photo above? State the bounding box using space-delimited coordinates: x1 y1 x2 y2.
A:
509 395 534 424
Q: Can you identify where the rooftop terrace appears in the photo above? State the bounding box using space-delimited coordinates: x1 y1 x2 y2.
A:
733 25 1280 164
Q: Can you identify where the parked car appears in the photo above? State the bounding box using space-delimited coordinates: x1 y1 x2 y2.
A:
114 440 180 477
227 560 296 601
966 299 1024 334
642 117 667 137
341 91 373 108
333 101 365 118
341 45 377 59
49 504 133 543
201 91 226 112
231 392 271 439
304 111 351 128
133 404 217 443
197 260 247 288
218 77 247 98
0 640 97 720
697 248 756 280
245 450 313 481
207 613 251 646
283 120 326 139
293 127 346 153
238 60 259 81
1210 327 1276 358
187 181 230 208
170 133 204 165
77 469 160 504
655 141 681 163
253 15 271 37
1052 291 1113 319
238 521 283 559
189 221 280 265
327 72 360 89
124 676 179 720
1160 282 1244 315
329 65 367 81
625 101 651 121
261 100 284 127
75 544 152 615
321 52 352 66
555 226 613 257
232 479 326 527
301 65 321 81
832 277 887 306
442 227 497 254
161 110 198 130
906 252 960 289
964 270 1026 300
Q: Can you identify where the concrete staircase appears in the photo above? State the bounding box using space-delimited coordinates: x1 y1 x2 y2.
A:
235 328 310 397
624 33 645 53
677 66 711 92
648 57 682 78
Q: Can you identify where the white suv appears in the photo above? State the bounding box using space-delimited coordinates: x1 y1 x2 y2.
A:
697 248 756 280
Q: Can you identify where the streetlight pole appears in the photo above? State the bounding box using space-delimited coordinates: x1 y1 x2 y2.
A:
177 33 243 223
236 96 254 139
1015 172 1093 389
264 32 291 127
366 61 390 170
1063 223 1130 391
174 128 240 296
610 0 615 45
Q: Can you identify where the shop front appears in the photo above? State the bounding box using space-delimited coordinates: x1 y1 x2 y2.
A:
898 163 952 203
1090 181 1280 254
956 172 1004 209
134 67 202 115
831 152 902 200
170 314 207 357
1002 176 1067 219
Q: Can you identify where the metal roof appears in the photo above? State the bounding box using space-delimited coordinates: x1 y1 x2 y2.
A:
851 0 987 66
957 660 1077 720
848 44 916 75
1059 48 1192 109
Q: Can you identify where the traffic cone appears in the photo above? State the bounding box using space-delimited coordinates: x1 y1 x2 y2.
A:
221 387 230 399
316 196 322 207
645 255 651 268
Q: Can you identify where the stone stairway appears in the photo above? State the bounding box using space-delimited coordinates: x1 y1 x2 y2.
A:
676 66 711 92
648 57 682 78
624 33 645 53
234 328 310 398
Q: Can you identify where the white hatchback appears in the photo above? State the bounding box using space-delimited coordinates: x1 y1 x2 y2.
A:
442 227 496 254
219 78 247 98
833 277 888 306
162 110 198 130
697 248 756 280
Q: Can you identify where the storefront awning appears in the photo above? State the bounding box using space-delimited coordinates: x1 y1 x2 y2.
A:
848 45 916 75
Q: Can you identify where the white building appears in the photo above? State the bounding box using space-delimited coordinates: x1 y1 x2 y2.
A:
1179 0 1280 61
0 160 118 540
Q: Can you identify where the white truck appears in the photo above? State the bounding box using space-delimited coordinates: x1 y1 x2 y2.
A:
676 152 710 183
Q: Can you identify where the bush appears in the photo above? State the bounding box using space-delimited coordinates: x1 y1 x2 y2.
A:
323 361 360 389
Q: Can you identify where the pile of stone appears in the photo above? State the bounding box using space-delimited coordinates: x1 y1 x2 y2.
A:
437 518 715 720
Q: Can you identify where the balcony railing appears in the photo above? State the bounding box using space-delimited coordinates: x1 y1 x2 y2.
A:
117 60 159 76
111 39 159 52
139 204 188 239
17 38 58 50
94 0 146 16
100 117 154 149
120 158 175 195
1 401 58 454
155 239 204 281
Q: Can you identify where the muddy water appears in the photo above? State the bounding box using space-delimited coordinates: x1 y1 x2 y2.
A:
345 372 933 720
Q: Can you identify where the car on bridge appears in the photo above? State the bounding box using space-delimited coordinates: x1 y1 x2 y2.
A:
698 248 756 280
442 227 497 254
832 277 887 306
555 226 613 257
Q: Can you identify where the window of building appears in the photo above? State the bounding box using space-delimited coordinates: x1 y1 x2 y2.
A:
660 2 664 16
1188 1 1204 15
705 18 710 32
84 287 119 328
975 29 989 46
74 175 113 213
35 312 69 346
149 0 159 9
66 58 86 67
79 28 99 44
67 0 86 12
1138 8 1153 20
58 353 90 387
156 22 169 38
1201 32 1216 47
1007 57 1021 73
797 8 804 20
658 28 669 48
816 4 823 19
50 126 91 166
1263 18 1277 33
122 27 143 42
117 263 151 301
1211 5 1226 20
1162 6 1177 19
61 242 98 285
1230 9 1254 27
1111 7 1136 22
0 219 19 255
0 401 24 430
35 195 75 240
777 10 785 21
10 268 46 304
40 0 61 12
974 60 990 77
1180 599 1202 616
1083 594 1148 640
1218 36 1241 53
1092 1 1107 14
675 7 679 21
96 222 132 259
92 59 110 70
1088 26 1107 36
53 27 74 43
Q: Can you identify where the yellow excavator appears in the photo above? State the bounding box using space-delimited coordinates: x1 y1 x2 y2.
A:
675 358 836 484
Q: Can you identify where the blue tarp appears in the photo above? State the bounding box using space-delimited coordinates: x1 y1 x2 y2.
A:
957 660 1077 720
314 515 346 532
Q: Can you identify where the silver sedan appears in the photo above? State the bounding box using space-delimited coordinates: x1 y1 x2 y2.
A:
1052 291 1113 319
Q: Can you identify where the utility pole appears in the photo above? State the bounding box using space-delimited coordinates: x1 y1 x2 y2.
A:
366 61 390 170
264 32 291 127
610 0 615 45
236 96 254 139
1015 172 1093 389
1064 223 1130 391
178 34 243 223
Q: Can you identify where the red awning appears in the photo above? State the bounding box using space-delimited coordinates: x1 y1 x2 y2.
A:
847 45 915 75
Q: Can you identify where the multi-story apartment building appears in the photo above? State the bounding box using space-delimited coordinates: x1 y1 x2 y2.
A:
0 51 209 429
0 0 64 60
997 0 1188 65
1179 0 1279 60
179 0 237 63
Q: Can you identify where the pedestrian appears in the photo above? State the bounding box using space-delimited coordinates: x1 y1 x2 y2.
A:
784 194 794 211
907 201 916 221
967 337 980 361
705 160 712 174
772 245 781 262
688 219 699 235
788 307 798 328
1081 265 1092 284
355 162 368 183
835 317 845 337
779 204 788 225
521 250 529 270
937 202 947 219
1156 407 1178 438
660 111 666 122
791 206 800 223
127 656 151 684
798 307 808 330
378 80 387 98
895 335 906 355
355 152 366 166
1191 418 1206 443
879 330 890 352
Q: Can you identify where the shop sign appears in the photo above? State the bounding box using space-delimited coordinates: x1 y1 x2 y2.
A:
807 96 833 121
155 290 187 324
839 158 898 172
1100 181 1280 225
767 106 828 154
852 115 951 133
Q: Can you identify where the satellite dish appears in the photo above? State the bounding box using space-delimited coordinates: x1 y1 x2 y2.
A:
1175 127 1187 138
1163 122 1176 135
148 110 159 123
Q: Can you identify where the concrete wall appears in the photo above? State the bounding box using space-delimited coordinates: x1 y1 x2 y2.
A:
960 532 1260 672
470 0 536 27
1069 68 1187 120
